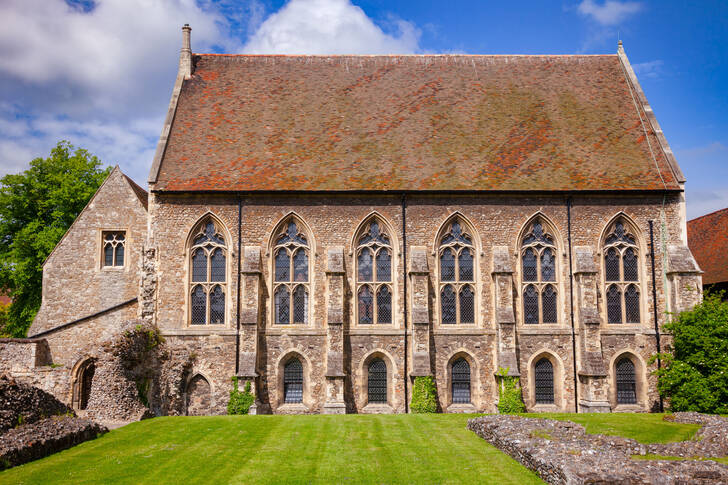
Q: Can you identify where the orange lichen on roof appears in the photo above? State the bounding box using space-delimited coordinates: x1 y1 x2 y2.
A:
154 54 680 192
688 208 728 285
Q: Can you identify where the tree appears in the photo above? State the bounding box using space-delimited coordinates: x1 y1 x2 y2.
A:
654 292 728 414
0 141 110 337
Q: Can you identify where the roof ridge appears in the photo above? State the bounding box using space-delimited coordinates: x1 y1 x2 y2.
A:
688 206 728 223
194 53 618 58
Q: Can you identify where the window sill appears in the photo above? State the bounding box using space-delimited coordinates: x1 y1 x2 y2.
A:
529 403 562 413
361 403 393 414
612 403 645 412
446 403 476 413
276 403 310 414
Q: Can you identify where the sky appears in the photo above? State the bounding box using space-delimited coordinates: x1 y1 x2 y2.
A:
0 0 726 219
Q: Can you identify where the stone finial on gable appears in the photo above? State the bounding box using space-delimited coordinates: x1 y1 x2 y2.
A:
179 24 192 79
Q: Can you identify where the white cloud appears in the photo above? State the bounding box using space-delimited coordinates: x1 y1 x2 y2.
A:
0 0 421 186
242 0 420 54
632 60 664 79
577 0 643 26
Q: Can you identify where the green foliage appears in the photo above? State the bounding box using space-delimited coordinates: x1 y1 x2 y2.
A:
0 141 110 337
496 367 526 414
410 376 438 413
0 300 10 337
227 376 255 415
653 292 728 414
136 377 151 407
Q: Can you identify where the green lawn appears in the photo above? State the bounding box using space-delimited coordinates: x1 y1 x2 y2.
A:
0 413 703 485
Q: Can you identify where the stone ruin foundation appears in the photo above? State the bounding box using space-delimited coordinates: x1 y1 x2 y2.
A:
467 413 728 484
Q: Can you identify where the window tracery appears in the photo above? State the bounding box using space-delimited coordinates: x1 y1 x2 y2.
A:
356 220 392 325
603 219 641 324
521 219 558 324
102 231 125 267
438 219 475 325
273 220 310 324
189 219 227 325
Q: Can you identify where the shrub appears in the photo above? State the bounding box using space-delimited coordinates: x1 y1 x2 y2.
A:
228 376 255 415
410 376 438 413
653 292 728 414
496 367 526 414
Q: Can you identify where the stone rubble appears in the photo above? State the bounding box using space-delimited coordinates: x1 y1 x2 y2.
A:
0 374 72 434
0 416 107 470
467 413 728 485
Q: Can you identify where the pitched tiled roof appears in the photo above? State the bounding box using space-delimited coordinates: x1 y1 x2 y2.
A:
153 54 681 192
688 208 728 285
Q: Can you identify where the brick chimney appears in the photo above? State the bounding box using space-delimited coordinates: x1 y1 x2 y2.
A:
179 24 192 79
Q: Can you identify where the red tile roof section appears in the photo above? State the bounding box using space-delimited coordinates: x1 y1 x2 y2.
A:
688 208 728 285
155 54 680 192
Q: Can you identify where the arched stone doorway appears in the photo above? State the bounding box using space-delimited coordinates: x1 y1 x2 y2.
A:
72 359 96 411
186 374 212 416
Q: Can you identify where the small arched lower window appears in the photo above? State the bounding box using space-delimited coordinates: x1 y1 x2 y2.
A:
603 219 641 324
189 219 227 325
534 358 554 404
273 220 310 324
356 220 393 325
451 358 471 404
438 219 475 325
521 219 558 324
616 358 637 404
367 358 387 403
284 359 303 403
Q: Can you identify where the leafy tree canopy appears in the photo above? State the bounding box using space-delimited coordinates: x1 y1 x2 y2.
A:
0 141 110 337
655 292 728 414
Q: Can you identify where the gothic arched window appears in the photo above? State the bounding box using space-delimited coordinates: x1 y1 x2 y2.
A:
367 358 387 403
451 358 471 404
603 219 641 324
438 219 475 325
189 218 227 325
534 358 554 404
616 358 637 404
273 220 310 324
283 359 303 403
521 219 558 324
356 220 392 325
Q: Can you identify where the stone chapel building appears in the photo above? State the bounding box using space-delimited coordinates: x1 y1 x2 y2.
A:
8 26 704 416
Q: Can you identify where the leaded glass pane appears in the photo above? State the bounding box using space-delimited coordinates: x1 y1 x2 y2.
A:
358 249 373 282
441 285 456 324
275 286 290 324
114 243 124 266
368 359 387 403
623 248 638 281
358 286 373 324
459 248 474 281
607 285 622 324
605 248 620 281
534 359 554 404
359 221 389 245
293 285 307 323
205 222 224 245
377 286 392 324
293 249 308 282
104 244 113 267
524 285 539 324
277 221 307 246
523 248 537 282
541 248 555 281
284 359 303 403
210 248 226 282
275 249 290 282
542 285 557 323
616 358 637 404
441 249 455 282
606 221 635 246
459 285 475 324
376 249 391 282
210 285 225 324
625 284 640 323
441 221 470 245
452 359 471 404
523 221 553 245
191 285 206 325
104 233 114 242
192 249 207 282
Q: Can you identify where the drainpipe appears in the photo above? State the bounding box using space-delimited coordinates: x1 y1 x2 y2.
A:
648 220 664 412
401 194 409 413
235 196 242 375
567 196 579 412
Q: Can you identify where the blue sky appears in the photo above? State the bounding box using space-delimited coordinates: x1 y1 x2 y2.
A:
0 0 726 218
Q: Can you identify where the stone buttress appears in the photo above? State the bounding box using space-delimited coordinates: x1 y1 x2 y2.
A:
238 246 262 414
323 247 346 414
492 246 519 381
409 246 432 378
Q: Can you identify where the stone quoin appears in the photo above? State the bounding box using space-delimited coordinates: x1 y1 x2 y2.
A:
1 27 703 417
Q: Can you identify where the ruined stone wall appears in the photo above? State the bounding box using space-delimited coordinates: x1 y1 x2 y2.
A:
144 191 696 414
30 169 147 337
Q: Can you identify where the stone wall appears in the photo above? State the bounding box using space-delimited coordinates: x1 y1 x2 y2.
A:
30 168 147 337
